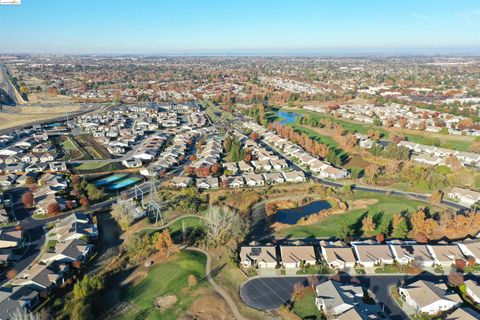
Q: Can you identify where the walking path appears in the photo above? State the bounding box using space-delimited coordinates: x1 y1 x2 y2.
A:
187 247 247 320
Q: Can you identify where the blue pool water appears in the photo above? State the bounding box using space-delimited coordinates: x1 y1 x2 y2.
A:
277 111 302 125
94 174 128 187
107 177 143 190
275 200 332 225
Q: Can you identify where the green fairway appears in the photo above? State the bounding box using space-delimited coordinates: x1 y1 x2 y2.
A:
120 250 207 320
275 192 429 238
283 108 473 151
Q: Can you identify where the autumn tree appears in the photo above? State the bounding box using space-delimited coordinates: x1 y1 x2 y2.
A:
361 215 376 236
448 271 464 287
187 274 198 288
410 209 437 241
291 282 304 302
430 190 444 204
6 269 17 279
22 192 34 208
391 213 409 239
47 203 61 215
376 233 385 243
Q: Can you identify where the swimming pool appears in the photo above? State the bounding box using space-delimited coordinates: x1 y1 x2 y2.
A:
107 177 143 190
94 174 128 187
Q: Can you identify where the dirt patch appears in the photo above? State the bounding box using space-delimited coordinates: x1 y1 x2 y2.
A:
183 290 235 320
349 198 378 210
155 295 178 311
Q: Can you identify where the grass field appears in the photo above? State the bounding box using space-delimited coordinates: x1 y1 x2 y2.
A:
61 138 77 151
120 250 207 320
275 192 429 238
75 162 110 170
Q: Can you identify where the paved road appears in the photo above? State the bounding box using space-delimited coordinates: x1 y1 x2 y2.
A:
240 273 480 320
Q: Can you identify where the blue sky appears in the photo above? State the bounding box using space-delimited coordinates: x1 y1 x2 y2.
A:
0 0 479 54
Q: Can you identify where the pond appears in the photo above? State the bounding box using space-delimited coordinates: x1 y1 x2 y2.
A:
276 110 302 125
275 200 331 225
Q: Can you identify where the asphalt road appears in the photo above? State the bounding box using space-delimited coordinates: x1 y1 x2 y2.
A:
240 273 480 319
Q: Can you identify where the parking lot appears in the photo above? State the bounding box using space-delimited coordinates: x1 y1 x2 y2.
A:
239 274 445 319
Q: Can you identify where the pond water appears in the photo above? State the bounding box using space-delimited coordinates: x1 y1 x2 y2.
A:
275 200 331 225
277 110 302 125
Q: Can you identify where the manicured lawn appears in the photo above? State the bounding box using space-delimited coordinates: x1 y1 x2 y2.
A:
284 108 473 151
167 216 204 235
375 264 401 274
287 123 339 149
76 162 109 170
276 192 428 238
120 250 207 320
61 138 77 151
292 289 322 319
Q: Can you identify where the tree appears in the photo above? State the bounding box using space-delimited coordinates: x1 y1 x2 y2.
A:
47 203 61 215
22 192 34 208
455 259 467 271
187 274 198 288
448 271 464 287
337 221 351 241
203 206 246 248
211 162 220 175
291 282 304 302
6 269 17 279
111 201 135 230
430 190 443 204
80 196 90 209
361 215 376 236
445 155 462 171
72 260 82 269
391 213 409 238
86 184 104 201
376 233 385 243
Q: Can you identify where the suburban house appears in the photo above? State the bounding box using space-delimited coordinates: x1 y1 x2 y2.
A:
399 280 461 315
262 172 285 185
282 170 306 183
464 280 480 304
0 286 42 320
447 187 480 207
13 261 69 291
427 244 466 266
239 246 278 269
457 239 480 263
315 280 364 316
320 241 356 270
221 175 245 188
170 176 194 188
51 213 98 242
0 227 23 249
244 173 265 187
351 243 395 267
196 177 219 189
445 308 480 320
279 245 317 268
48 162 67 172
389 242 435 267
122 157 143 168
222 162 239 175
40 239 93 264
237 160 254 173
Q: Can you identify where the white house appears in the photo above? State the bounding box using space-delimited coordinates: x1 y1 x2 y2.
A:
399 280 461 315
279 245 317 268
239 246 278 269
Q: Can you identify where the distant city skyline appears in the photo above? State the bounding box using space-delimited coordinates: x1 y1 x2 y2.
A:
0 0 479 55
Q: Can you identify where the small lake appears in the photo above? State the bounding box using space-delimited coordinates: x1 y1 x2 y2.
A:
275 200 331 225
277 111 302 125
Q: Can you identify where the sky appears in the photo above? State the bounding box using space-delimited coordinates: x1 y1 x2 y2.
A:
0 0 479 55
